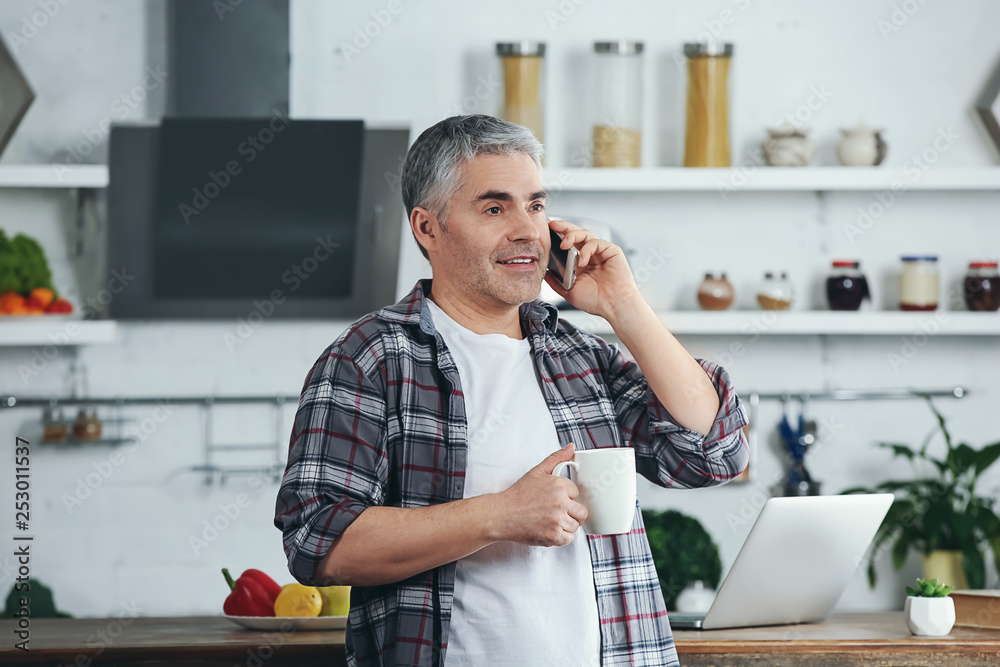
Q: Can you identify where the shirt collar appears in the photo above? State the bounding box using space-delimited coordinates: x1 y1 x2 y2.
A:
377 279 561 335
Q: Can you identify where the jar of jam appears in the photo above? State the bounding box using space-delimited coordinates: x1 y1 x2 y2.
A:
697 273 734 310
826 260 870 311
900 255 939 311
964 260 1000 312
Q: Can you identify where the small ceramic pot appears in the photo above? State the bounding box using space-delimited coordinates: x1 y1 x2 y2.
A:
762 127 815 167
836 122 888 166
904 596 955 636
676 581 716 614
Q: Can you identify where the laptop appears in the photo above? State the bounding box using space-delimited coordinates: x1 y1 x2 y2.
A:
669 494 893 630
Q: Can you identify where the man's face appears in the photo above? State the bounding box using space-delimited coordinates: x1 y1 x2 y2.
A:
431 152 549 307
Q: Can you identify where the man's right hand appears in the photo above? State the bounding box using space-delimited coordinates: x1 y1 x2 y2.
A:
493 443 589 547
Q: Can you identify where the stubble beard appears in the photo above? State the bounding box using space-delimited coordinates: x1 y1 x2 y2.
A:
463 252 544 307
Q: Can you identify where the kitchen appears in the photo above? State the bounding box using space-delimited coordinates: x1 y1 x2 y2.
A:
2 0 1000 665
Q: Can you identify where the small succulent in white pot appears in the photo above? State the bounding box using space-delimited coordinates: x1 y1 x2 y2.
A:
904 578 955 636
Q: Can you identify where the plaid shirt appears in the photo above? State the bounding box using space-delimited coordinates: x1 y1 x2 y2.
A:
275 280 749 666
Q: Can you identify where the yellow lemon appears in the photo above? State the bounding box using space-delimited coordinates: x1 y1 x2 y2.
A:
319 585 351 617
273 583 323 617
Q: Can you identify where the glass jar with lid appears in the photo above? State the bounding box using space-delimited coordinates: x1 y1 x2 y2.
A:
964 260 1000 312
697 273 734 310
496 42 546 144
900 256 939 311
757 271 793 310
43 407 68 443
683 42 733 167
592 41 644 168
72 407 103 441
826 260 870 311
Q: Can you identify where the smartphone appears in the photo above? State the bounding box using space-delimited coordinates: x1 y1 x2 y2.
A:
548 227 578 291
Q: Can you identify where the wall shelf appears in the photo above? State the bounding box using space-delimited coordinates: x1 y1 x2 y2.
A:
0 164 108 188
558 310 1000 336
542 167 1000 192
0 319 117 345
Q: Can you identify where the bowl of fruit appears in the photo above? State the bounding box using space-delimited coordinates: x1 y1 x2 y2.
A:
0 230 73 316
220 568 350 631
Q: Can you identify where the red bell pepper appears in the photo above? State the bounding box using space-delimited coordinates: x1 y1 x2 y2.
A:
238 569 282 603
222 568 278 617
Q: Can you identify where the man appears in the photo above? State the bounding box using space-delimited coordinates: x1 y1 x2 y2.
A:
275 114 749 666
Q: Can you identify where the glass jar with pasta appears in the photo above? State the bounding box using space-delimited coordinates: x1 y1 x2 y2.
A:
683 42 733 168
496 42 546 145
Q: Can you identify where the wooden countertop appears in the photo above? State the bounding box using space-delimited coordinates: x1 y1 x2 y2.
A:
2 612 998 666
673 611 1000 666
0 615 346 667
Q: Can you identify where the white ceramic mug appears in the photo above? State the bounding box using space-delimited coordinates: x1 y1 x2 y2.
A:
551 448 636 535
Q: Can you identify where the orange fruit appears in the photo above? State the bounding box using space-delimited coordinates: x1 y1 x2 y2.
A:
30 288 55 308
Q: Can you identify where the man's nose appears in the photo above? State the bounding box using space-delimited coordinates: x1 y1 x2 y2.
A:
508 207 542 242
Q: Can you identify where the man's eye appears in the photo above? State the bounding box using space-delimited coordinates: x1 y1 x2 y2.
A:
531 203 545 212
486 206 501 215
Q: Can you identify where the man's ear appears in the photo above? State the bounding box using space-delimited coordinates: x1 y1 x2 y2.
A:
410 206 441 254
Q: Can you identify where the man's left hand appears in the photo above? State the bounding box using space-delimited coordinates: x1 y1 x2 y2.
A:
544 218 642 320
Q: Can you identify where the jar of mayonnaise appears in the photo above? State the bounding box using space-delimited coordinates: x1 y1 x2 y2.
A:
900 256 939 311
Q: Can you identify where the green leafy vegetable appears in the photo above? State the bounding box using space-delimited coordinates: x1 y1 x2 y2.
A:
0 229 55 294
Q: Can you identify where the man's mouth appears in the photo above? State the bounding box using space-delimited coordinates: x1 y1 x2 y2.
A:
497 256 538 265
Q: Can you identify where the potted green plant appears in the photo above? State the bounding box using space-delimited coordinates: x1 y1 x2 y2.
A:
842 395 1000 589
904 578 955 636
641 509 721 610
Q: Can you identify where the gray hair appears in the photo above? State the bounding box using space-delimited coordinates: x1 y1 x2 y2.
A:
402 115 544 259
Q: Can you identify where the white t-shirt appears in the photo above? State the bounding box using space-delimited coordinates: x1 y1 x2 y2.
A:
426 299 601 667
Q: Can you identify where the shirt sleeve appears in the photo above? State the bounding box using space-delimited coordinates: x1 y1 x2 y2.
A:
274 349 389 586
601 341 749 489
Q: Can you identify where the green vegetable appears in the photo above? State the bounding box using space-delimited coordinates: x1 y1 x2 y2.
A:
0 229 55 294
1 579 72 618
641 509 722 609
905 577 954 598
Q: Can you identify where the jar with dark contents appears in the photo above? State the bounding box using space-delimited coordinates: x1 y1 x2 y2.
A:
72 408 103 441
964 261 1000 312
826 260 870 311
